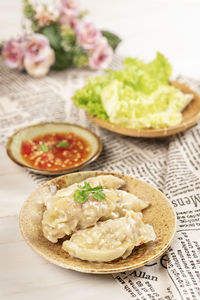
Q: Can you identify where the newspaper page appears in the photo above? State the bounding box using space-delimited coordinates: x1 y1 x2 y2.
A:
0 57 199 299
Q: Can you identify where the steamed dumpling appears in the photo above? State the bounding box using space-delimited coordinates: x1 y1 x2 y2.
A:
42 175 125 242
101 189 148 218
44 175 125 209
42 186 148 243
55 175 125 199
62 211 156 262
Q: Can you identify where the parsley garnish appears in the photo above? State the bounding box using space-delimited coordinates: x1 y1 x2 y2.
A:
74 182 105 203
56 141 70 148
39 143 48 152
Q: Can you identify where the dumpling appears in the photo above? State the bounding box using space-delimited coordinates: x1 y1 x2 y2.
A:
43 175 125 209
55 175 125 198
101 189 148 218
42 189 148 243
42 175 125 242
42 186 148 243
62 211 156 262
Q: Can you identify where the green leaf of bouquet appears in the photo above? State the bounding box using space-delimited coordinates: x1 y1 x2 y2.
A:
101 30 121 51
40 23 62 51
23 0 35 20
40 24 74 70
52 48 73 70
72 46 88 67
31 21 40 32
78 9 89 19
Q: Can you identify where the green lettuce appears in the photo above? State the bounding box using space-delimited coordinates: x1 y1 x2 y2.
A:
102 83 192 128
72 53 193 128
72 76 109 120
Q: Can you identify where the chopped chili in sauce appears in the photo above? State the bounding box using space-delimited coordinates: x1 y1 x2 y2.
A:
21 132 90 170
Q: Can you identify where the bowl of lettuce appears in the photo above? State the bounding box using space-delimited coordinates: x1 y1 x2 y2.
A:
72 53 200 137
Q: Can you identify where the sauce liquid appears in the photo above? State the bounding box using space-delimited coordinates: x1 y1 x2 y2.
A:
21 132 90 170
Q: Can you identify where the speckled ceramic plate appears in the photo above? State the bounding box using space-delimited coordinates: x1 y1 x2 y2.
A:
19 171 177 274
6 122 102 175
88 81 200 138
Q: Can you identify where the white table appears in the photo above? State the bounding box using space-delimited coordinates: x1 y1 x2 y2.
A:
1 1 200 299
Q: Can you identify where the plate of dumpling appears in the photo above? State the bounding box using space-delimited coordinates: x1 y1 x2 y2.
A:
19 172 177 273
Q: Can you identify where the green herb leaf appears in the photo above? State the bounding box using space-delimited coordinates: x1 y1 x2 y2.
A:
74 182 105 203
93 190 105 201
89 185 103 191
74 189 90 203
56 141 70 148
39 143 48 152
83 182 92 190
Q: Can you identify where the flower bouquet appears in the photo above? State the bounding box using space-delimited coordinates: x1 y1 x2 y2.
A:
1 0 121 77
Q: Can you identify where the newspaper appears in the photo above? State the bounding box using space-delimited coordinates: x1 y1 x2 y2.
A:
0 56 200 299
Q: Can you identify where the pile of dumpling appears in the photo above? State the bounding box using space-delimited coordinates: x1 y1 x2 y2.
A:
42 175 156 262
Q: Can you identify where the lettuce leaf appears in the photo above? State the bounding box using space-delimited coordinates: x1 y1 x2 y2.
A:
72 76 109 120
107 52 172 95
102 83 193 128
72 52 192 128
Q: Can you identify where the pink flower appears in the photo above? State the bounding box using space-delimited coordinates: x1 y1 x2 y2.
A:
34 5 58 27
89 39 113 70
25 34 51 63
57 0 79 28
24 48 55 78
58 0 79 13
2 39 25 70
59 10 78 28
2 33 55 77
23 34 55 77
77 22 102 50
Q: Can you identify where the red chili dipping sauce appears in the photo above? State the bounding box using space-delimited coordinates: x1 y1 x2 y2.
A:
21 132 91 170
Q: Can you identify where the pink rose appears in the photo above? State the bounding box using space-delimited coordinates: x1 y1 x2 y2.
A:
58 0 79 13
23 34 55 77
34 5 58 27
89 39 113 70
59 10 78 28
24 48 55 78
25 34 51 63
57 0 79 28
77 22 102 50
2 39 25 70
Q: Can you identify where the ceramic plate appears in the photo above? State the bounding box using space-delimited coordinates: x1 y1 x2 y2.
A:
88 81 200 138
6 122 102 175
19 171 177 274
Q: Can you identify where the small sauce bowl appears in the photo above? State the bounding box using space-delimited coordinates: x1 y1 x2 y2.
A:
6 122 102 175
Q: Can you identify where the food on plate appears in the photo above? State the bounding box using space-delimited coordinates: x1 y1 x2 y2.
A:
44 175 125 209
21 132 90 171
62 211 156 262
42 175 148 243
56 174 125 196
41 174 155 262
72 52 193 129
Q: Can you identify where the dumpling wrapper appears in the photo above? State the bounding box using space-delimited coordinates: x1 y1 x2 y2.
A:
43 175 125 209
42 176 149 243
42 175 125 242
62 211 156 262
54 175 125 201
